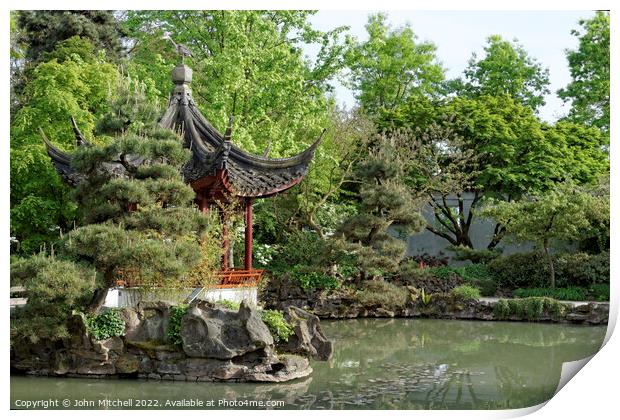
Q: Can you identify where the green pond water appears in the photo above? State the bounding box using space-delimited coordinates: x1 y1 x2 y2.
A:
11 318 607 410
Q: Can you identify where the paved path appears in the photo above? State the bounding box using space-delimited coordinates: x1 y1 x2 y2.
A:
479 297 606 307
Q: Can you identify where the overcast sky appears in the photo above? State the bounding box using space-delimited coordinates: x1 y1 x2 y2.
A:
305 10 596 123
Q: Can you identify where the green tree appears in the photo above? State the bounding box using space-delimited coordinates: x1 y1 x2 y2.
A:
55 79 212 311
16 10 124 64
558 11 610 135
379 94 608 249
346 13 444 116
121 10 346 156
10 37 119 254
483 182 607 288
452 35 550 111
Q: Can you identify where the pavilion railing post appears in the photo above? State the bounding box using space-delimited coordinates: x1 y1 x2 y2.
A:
244 198 254 270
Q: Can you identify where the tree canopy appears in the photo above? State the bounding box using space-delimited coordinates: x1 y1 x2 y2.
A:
346 13 445 116
558 11 610 135
10 37 119 254
451 35 550 111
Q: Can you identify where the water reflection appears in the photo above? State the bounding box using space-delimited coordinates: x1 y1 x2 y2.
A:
11 319 606 410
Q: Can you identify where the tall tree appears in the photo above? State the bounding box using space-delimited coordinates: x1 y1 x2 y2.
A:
346 13 445 116
452 35 550 111
380 94 608 249
558 11 610 135
10 37 119 254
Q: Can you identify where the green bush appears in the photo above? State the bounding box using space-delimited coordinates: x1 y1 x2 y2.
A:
355 280 409 310
166 305 188 346
86 309 126 341
488 252 550 290
493 297 567 320
398 262 463 293
449 245 502 264
589 284 610 301
292 267 340 292
261 309 294 342
555 252 610 287
451 285 481 301
489 251 609 290
513 287 587 301
11 254 97 344
428 266 459 280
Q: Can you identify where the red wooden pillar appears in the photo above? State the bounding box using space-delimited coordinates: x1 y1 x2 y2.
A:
198 193 209 214
221 211 229 270
244 198 254 270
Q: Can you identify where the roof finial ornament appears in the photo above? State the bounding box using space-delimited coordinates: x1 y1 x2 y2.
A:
224 116 234 142
163 34 193 64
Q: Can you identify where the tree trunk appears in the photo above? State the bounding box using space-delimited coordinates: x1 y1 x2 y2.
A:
543 239 555 289
88 271 114 313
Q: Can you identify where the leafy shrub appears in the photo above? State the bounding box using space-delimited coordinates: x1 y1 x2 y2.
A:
267 231 328 273
261 309 294 342
489 251 609 290
86 309 126 341
458 264 493 283
589 284 610 301
449 245 502 264
555 252 610 287
420 288 432 305
291 267 340 292
166 305 188 346
451 285 481 301
513 287 587 301
355 280 409 310
405 253 448 268
488 252 550 290
216 299 240 311
397 261 463 293
493 297 567 320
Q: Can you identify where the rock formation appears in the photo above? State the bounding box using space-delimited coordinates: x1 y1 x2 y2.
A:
11 300 333 383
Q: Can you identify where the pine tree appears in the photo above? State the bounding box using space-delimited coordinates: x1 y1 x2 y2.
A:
337 132 425 277
59 78 214 311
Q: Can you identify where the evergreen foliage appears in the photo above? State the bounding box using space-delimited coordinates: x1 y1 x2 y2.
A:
57 78 212 310
11 254 98 343
337 132 426 275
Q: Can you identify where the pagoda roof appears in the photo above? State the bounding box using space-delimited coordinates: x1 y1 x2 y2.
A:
43 64 323 199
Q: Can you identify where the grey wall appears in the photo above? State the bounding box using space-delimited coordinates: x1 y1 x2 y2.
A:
401 192 575 263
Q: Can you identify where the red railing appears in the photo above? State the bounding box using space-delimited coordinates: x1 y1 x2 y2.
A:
213 269 264 288
115 268 264 289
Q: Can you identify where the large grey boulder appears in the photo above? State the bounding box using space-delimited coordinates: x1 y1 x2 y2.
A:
120 301 171 342
278 306 333 361
181 300 273 359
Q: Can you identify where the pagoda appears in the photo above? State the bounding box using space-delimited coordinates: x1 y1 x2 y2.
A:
43 63 322 286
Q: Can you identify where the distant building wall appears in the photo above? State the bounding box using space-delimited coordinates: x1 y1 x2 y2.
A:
403 192 574 262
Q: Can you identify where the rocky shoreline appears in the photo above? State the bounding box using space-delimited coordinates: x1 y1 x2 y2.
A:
263 288 609 325
11 301 332 383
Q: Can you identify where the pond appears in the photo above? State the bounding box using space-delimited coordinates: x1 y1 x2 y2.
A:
11 318 606 410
